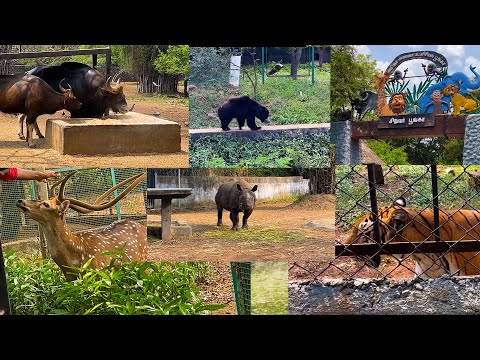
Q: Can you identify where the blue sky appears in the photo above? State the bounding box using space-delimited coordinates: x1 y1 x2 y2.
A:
356 45 480 83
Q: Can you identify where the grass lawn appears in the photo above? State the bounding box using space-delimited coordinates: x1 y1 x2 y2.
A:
251 262 288 315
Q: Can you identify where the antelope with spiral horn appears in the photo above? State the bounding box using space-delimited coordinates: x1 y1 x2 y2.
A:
16 171 148 281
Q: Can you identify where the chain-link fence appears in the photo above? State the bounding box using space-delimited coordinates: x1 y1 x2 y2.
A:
0 168 147 246
231 262 251 315
291 165 480 281
0 180 38 243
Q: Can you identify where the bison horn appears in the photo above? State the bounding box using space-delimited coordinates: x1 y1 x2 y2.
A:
59 79 67 93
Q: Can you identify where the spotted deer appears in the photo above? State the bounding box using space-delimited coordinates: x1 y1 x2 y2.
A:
16 171 148 281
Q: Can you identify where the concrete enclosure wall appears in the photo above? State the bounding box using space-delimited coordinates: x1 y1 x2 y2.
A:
289 277 480 314
153 175 310 207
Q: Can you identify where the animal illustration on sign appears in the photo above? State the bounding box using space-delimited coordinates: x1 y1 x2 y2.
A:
380 92 408 116
419 65 480 113
423 89 449 114
442 84 479 115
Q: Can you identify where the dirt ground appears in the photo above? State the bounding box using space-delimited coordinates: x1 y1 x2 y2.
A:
146 195 335 262
0 82 189 168
197 262 237 315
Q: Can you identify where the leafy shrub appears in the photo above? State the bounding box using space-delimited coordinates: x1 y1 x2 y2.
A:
189 132 331 168
368 140 409 165
189 47 232 88
5 252 222 315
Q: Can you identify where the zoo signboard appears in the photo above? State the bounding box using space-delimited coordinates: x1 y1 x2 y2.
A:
377 114 435 129
351 50 480 120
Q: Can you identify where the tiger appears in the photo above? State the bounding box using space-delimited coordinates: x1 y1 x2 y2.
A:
344 197 480 279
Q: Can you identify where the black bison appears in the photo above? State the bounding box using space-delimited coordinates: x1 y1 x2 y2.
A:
350 91 378 120
215 179 258 231
0 74 82 147
217 96 270 131
28 62 130 118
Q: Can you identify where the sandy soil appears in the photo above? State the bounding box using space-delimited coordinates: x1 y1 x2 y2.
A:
197 262 237 315
146 195 335 262
0 82 189 168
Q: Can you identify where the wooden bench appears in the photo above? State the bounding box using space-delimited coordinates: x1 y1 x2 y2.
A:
146 188 193 241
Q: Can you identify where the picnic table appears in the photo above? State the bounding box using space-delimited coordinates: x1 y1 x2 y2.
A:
146 188 193 241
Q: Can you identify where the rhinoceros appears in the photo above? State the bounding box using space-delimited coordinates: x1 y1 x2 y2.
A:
215 179 258 231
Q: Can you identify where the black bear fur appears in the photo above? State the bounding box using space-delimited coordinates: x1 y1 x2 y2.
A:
217 96 270 131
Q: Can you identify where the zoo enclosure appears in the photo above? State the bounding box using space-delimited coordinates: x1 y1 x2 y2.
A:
292 164 480 280
0 168 147 247
149 168 335 207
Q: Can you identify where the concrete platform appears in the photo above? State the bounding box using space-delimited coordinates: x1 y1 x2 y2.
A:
147 221 192 240
45 112 181 155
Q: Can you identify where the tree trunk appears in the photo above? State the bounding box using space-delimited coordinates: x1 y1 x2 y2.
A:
137 73 155 94
151 74 179 94
183 78 188 97
317 47 324 69
290 47 303 78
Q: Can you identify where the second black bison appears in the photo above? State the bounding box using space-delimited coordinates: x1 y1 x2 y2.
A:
215 179 258 231
217 96 270 131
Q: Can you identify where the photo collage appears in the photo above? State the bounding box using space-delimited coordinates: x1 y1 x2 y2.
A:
1 45 479 315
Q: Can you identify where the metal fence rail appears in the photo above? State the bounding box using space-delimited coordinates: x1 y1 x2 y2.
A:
1 180 39 244
231 262 251 315
292 164 480 281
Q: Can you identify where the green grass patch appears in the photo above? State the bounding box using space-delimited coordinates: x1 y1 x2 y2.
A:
5 252 223 315
129 92 189 107
259 194 305 204
240 67 330 125
204 227 301 243
189 131 331 168
251 262 288 315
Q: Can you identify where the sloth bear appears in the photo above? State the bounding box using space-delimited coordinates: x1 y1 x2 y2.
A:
217 96 270 131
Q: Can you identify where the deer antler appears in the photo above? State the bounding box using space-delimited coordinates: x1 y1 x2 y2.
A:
50 171 147 214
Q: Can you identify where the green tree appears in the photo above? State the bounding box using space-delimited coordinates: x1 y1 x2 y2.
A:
112 45 164 93
438 139 464 164
331 45 378 116
390 138 447 164
154 45 189 96
368 140 410 164
189 47 232 88
70 45 112 67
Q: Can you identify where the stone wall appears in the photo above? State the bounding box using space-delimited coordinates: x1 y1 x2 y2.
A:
289 277 480 314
